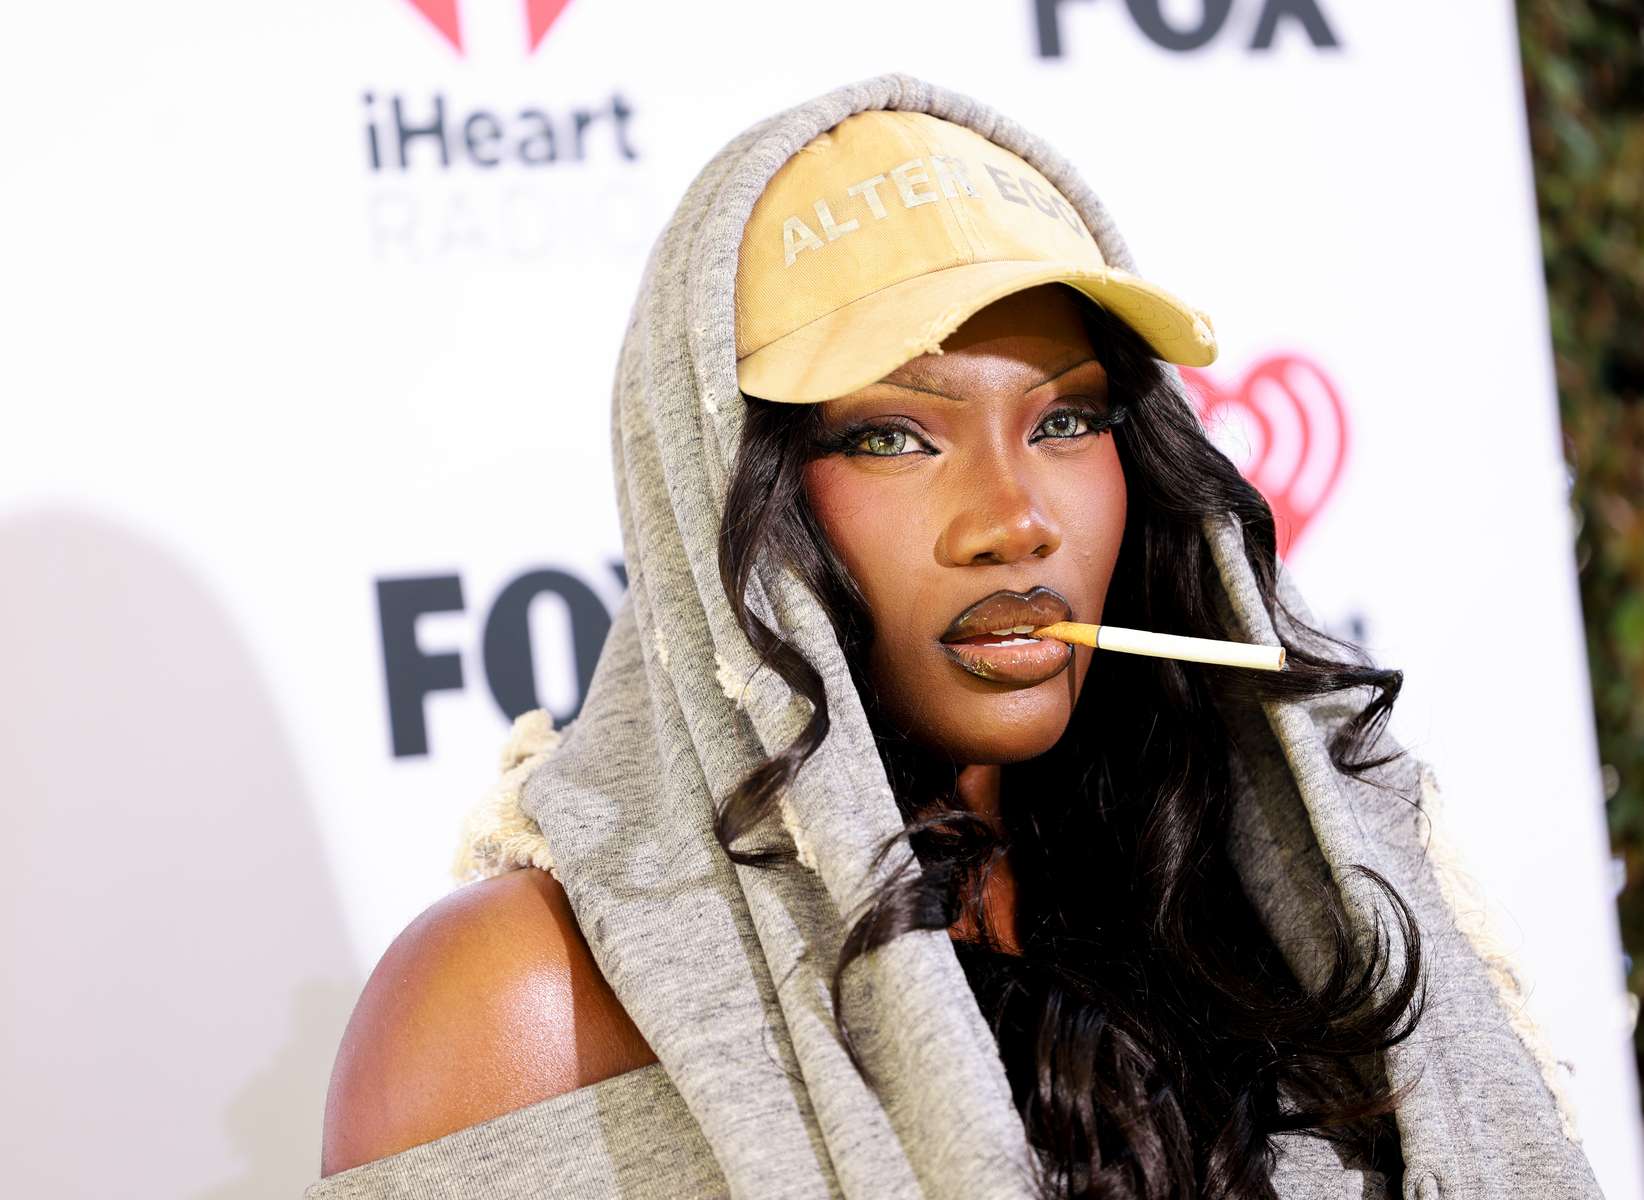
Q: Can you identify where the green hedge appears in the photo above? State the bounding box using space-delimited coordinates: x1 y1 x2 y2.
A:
1517 0 1644 1098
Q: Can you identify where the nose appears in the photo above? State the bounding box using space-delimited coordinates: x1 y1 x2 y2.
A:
937 460 1062 566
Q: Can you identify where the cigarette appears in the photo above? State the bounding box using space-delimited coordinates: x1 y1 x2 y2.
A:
1030 622 1286 671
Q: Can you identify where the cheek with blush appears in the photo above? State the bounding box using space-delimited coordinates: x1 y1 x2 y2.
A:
800 459 939 716
801 459 931 637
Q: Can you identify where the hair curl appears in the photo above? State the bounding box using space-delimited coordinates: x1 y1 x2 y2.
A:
714 293 1426 1199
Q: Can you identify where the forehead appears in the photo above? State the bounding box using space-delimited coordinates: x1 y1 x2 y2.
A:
881 351 1104 395
879 284 1101 388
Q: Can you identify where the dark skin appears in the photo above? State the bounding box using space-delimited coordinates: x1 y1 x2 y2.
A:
319 283 1122 1174
803 284 1124 949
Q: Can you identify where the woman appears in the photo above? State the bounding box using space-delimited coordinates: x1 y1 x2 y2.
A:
311 73 1600 1198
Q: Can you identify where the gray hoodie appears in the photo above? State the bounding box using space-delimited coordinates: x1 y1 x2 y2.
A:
307 71 1605 1200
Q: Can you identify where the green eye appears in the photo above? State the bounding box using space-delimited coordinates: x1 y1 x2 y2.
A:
1039 410 1090 438
858 429 909 456
1034 403 1124 443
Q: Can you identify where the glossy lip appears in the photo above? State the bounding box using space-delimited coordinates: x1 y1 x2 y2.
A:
939 586 1073 645
936 586 1075 686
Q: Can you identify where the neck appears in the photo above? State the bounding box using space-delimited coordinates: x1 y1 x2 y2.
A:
948 762 1020 954
954 762 1003 833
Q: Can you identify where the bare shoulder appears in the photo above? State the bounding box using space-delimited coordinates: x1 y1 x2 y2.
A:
319 867 658 1177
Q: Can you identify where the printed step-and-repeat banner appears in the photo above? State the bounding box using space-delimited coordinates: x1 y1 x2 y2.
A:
5 2 1640 1196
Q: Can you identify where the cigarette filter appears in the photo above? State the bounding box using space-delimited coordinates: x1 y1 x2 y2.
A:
1031 622 1286 671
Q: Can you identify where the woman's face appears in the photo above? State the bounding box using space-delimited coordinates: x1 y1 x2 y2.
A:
802 284 1127 766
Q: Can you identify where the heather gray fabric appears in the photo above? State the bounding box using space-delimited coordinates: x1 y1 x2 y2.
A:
306 1063 722 1198
302 1060 1390 1199
305 71 1604 1199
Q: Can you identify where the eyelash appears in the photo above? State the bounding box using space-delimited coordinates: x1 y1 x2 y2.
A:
816 402 1128 460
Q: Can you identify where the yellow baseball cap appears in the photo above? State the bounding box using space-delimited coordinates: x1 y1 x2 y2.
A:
735 110 1218 404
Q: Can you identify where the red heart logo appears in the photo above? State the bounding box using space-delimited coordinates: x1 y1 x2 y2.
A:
402 0 574 54
1177 354 1350 561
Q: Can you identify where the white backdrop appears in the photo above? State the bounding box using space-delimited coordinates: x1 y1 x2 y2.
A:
4 2 1639 1196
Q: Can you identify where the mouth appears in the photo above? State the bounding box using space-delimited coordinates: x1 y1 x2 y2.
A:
937 586 1074 686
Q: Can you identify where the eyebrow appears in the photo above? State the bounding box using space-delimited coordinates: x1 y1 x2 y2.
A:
871 356 1103 401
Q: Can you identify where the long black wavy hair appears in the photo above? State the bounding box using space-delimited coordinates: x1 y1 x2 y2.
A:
714 292 1427 1199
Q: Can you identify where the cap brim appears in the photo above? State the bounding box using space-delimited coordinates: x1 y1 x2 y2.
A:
736 259 1218 404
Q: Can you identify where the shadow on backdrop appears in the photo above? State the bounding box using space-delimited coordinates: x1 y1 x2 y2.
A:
0 508 361 1198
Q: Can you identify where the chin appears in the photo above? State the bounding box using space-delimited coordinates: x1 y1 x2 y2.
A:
865 646 1081 764
934 721 1069 766
890 692 1075 766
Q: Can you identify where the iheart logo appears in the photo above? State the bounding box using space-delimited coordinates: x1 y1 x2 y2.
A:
403 0 574 55
1178 354 1349 561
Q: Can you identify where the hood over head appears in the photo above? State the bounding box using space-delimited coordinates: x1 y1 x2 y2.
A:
454 71 1598 1199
